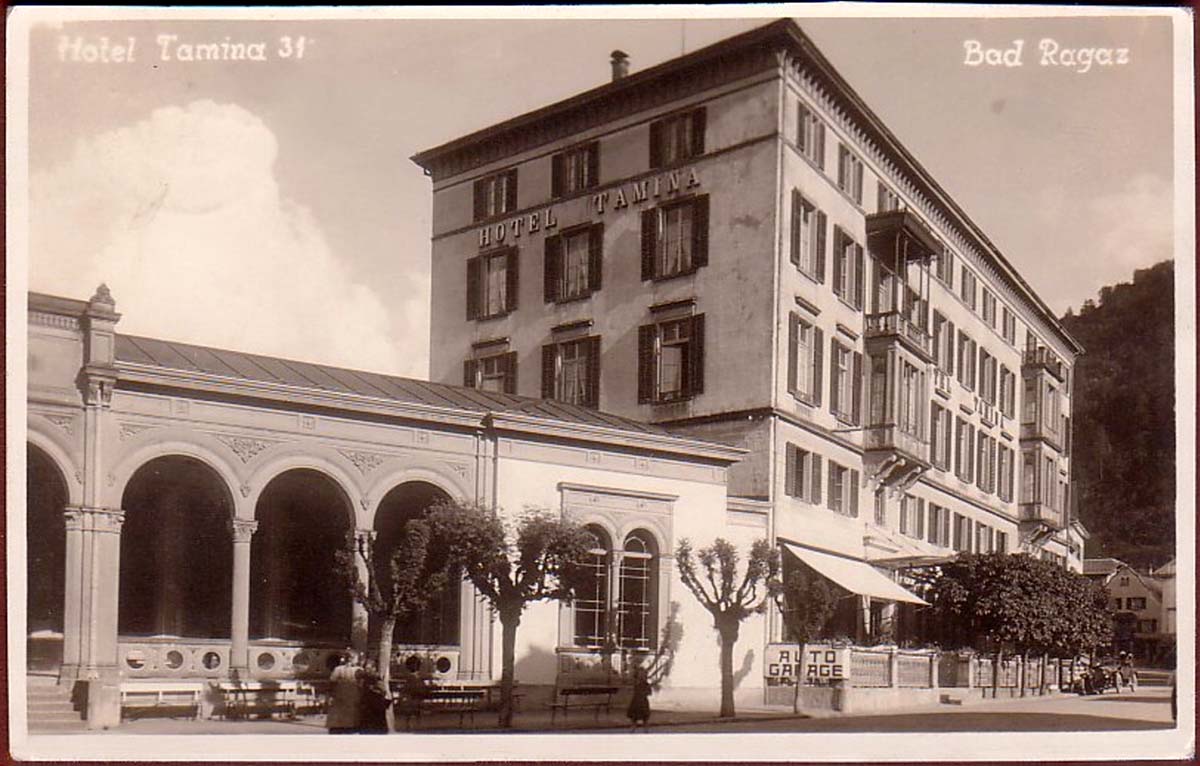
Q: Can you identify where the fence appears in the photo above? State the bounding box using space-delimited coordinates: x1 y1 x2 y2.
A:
846 648 938 689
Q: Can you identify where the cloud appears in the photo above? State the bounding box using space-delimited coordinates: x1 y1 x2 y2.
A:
1086 173 1173 276
30 100 415 377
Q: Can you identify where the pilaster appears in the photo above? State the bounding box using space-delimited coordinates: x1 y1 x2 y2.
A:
229 518 258 676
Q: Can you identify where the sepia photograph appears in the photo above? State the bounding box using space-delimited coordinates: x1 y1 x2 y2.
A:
6 4 1194 762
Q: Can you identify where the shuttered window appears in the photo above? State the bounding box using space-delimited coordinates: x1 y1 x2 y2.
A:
785 443 823 505
829 339 862 425
786 312 823 405
466 248 519 320
462 351 517 394
789 190 826 282
836 144 864 205
473 169 518 222
797 101 826 170
649 108 706 168
641 195 709 281
826 461 859 517
637 314 705 404
544 224 602 303
541 336 601 408
551 141 600 198
832 227 864 309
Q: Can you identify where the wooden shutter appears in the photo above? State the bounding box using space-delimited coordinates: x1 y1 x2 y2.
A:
852 351 863 425
466 257 481 320
551 152 565 198
810 455 822 505
946 321 955 376
543 235 561 303
504 169 518 212
849 469 860 517
692 195 709 269
585 335 601 408
797 103 808 153
831 228 843 295
505 249 519 312
637 324 656 403
853 243 865 309
690 107 706 157
854 160 863 204
917 499 926 539
473 178 487 221
502 351 518 394
829 338 839 414
586 142 600 189
463 358 478 388
541 344 556 399
588 223 604 292
790 190 802 266
814 211 827 283
688 313 705 395
641 209 657 281
942 511 951 548
649 119 664 169
813 327 824 406
785 444 798 498
826 462 837 511
787 312 799 395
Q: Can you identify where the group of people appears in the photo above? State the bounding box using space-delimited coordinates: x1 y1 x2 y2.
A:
1072 652 1138 696
325 651 393 734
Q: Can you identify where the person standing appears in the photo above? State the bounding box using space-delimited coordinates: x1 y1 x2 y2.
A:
326 651 363 734
627 666 652 732
358 658 392 734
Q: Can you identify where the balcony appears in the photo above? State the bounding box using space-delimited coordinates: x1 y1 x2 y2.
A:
863 424 931 491
933 368 951 398
1019 501 1065 530
1022 347 1066 382
865 311 933 362
976 397 998 428
1020 420 1064 452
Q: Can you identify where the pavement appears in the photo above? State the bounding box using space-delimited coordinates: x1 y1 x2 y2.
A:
50 685 1175 735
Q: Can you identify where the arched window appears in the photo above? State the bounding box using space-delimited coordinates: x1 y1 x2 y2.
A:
618 531 657 651
573 526 610 648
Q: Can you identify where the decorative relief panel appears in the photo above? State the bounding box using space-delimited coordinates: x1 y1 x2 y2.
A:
213 433 280 463
41 413 77 435
118 422 158 441
338 449 388 475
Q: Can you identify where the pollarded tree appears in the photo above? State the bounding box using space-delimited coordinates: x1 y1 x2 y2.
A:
774 566 836 711
676 537 780 718
424 500 596 728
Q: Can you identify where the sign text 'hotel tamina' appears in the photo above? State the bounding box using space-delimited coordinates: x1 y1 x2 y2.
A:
478 167 702 249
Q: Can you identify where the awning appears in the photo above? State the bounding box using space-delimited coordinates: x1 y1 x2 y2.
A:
782 543 928 606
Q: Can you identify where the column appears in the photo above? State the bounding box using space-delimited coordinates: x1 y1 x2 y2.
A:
856 596 870 644
351 529 375 653
229 518 258 678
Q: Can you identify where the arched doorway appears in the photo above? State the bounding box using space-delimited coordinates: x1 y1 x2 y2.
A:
250 469 353 645
372 481 459 647
27 444 67 672
119 456 234 638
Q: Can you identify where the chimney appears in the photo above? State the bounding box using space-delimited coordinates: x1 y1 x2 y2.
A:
610 50 629 81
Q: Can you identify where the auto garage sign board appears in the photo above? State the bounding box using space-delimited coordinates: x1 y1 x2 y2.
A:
765 643 851 685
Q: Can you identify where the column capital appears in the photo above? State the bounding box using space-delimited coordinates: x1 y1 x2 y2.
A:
354 528 377 544
230 518 259 543
64 505 125 534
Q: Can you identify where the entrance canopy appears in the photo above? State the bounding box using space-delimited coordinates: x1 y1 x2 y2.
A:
782 543 928 606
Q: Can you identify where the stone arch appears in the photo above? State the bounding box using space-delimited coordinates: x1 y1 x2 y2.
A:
26 423 82 506
27 441 70 671
244 446 363 527
363 465 468 528
104 429 244 512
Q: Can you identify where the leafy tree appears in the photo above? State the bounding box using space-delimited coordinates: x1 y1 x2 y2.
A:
424 500 595 728
335 518 448 725
774 566 836 711
675 537 780 718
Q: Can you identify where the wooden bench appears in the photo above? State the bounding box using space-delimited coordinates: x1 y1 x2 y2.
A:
392 681 503 729
119 682 205 721
549 685 618 725
213 680 297 720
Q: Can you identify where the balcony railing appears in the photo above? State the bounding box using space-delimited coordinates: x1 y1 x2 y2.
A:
864 311 933 360
1022 347 1066 381
1020 421 1064 452
864 424 929 465
933 368 952 397
1019 501 1065 529
976 397 998 428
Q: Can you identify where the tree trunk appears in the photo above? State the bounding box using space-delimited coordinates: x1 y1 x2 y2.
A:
498 607 521 729
993 649 1001 699
1019 650 1028 698
717 620 739 718
1040 652 1049 696
379 616 396 732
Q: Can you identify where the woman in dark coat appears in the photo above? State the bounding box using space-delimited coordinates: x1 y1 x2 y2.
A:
358 660 391 734
325 652 363 734
627 667 652 732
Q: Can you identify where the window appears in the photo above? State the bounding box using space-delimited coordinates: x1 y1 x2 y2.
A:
837 144 864 204
797 102 826 169
1114 598 1124 610
785 443 823 505
975 522 993 554
638 315 705 403
952 513 972 553
932 312 955 375
976 435 996 493
927 504 953 548
467 248 518 320
463 351 517 394
934 248 955 288
619 532 657 650
930 403 952 470
1119 576 1130 587
826 461 859 517
1043 384 1061 436
551 141 599 198
473 169 517 222
1137 619 1158 633
897 360 925 437
877 183 902 213
998 445 1015 502
1023 378 1038 425
574 527 611 647
995 531 1008 554
1002 306 1017 345
999 366 1016 418
1021 451 1038 504
832 227 865 309
874 490 887 527
956 331 977 390
955 417 975 483
982 289 997 327
960 268 977 311
1127 597 1147 611
787 312 824 405
649 108 706 168
790 191 827 281
979 350 998 405
545 224 602 303
900 495 924 539
541 336 600 408
641 196 709 281
829 339 862 424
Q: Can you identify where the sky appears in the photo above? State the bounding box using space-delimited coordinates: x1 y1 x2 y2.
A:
16 8 1178 379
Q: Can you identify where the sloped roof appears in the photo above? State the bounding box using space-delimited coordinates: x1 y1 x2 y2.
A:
1083 557 1126 576
115 334 677 439
1152 558 1176 577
